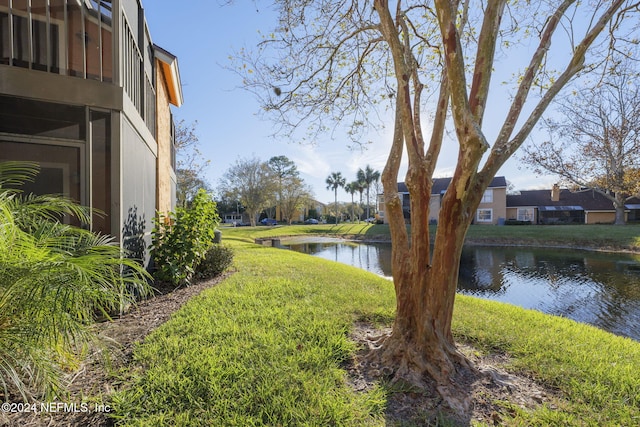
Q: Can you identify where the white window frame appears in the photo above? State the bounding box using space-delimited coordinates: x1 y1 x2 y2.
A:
481 189 493 203
517 208 534 222
476 208 493 223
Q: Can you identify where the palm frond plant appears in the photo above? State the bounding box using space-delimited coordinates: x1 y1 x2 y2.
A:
0 162 152 401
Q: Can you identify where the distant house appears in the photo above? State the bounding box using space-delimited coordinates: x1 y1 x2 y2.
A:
222 212 251 226
377 176 508 225
0 0 183 264
507 184 640 224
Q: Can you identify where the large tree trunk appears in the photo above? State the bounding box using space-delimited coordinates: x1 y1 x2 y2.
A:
378 154 486 413
373 1 478 411
371 0 627 417
614 193 626 225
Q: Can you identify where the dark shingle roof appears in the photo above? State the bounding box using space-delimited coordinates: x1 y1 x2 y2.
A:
397 176 507 195
507 188 616 211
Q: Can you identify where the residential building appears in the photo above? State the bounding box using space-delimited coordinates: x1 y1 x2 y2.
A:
507 184 640 224
377 176 508 225
378 178 640 226
222 212 250 226
0 0 182 264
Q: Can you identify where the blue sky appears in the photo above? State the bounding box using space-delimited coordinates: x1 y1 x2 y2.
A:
144 1 557 204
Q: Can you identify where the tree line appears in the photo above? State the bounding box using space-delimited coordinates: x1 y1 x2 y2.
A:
173 123 387 226
217 155 314 227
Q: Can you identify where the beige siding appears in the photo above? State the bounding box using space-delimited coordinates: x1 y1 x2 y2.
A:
429 196 441 223
155 61 173 215
586 211 615 224
492 188 507 222
476 187 507 224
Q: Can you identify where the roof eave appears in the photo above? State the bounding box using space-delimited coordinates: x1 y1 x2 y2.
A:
154 44 184 107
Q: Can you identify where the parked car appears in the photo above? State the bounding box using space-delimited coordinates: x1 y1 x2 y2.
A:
304 218 319 224
260 218 277 226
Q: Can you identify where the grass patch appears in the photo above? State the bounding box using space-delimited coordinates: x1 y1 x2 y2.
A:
109 237 640 426
453 297 640 425
219 223 391 243
110 242 394 426
464 224 640 251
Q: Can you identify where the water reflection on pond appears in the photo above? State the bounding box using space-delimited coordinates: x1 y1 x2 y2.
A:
281 238 640 341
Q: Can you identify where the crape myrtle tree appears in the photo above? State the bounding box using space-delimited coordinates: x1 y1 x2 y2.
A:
522 58 640 225
235 0 639 412
279 175 314 224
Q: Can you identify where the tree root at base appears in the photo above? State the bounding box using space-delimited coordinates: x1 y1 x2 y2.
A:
350 323 559 425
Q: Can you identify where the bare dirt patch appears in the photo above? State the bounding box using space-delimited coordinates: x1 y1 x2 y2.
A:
346 322 562 426
1 274 229 427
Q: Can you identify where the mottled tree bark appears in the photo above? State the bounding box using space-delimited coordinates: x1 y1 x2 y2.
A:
371 0 628 412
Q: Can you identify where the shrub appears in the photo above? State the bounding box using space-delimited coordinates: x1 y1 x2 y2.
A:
151 189 220 286
504 219 532 225
195 244 234 279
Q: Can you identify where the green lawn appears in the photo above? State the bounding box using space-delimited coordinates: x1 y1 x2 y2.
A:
109 236 640 426
465 223 640 251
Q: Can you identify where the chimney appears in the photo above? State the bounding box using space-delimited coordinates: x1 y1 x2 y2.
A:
551 184 560 202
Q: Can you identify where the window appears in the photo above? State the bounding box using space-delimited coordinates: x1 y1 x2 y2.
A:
30 0 48 71
50 0 66 74
170 114 176 169
0 95 85 139
0 140 82 205
1 11 9 64
67 1 84 77
100 0 113 82
481 189 493 203
85 1 102 80
517 208 534 222
90 110 111 235
476 209 493 223
11 0 29 68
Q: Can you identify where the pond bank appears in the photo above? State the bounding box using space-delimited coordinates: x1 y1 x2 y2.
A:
281 239 640 341
223 223 640 254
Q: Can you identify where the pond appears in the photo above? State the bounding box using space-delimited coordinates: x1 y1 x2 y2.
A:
281 238 640 341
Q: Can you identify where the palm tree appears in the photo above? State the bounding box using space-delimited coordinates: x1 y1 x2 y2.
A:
344 181 358 222
0 161 151 400
357 165 381 220
355 179 366 220
325 171 346 224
